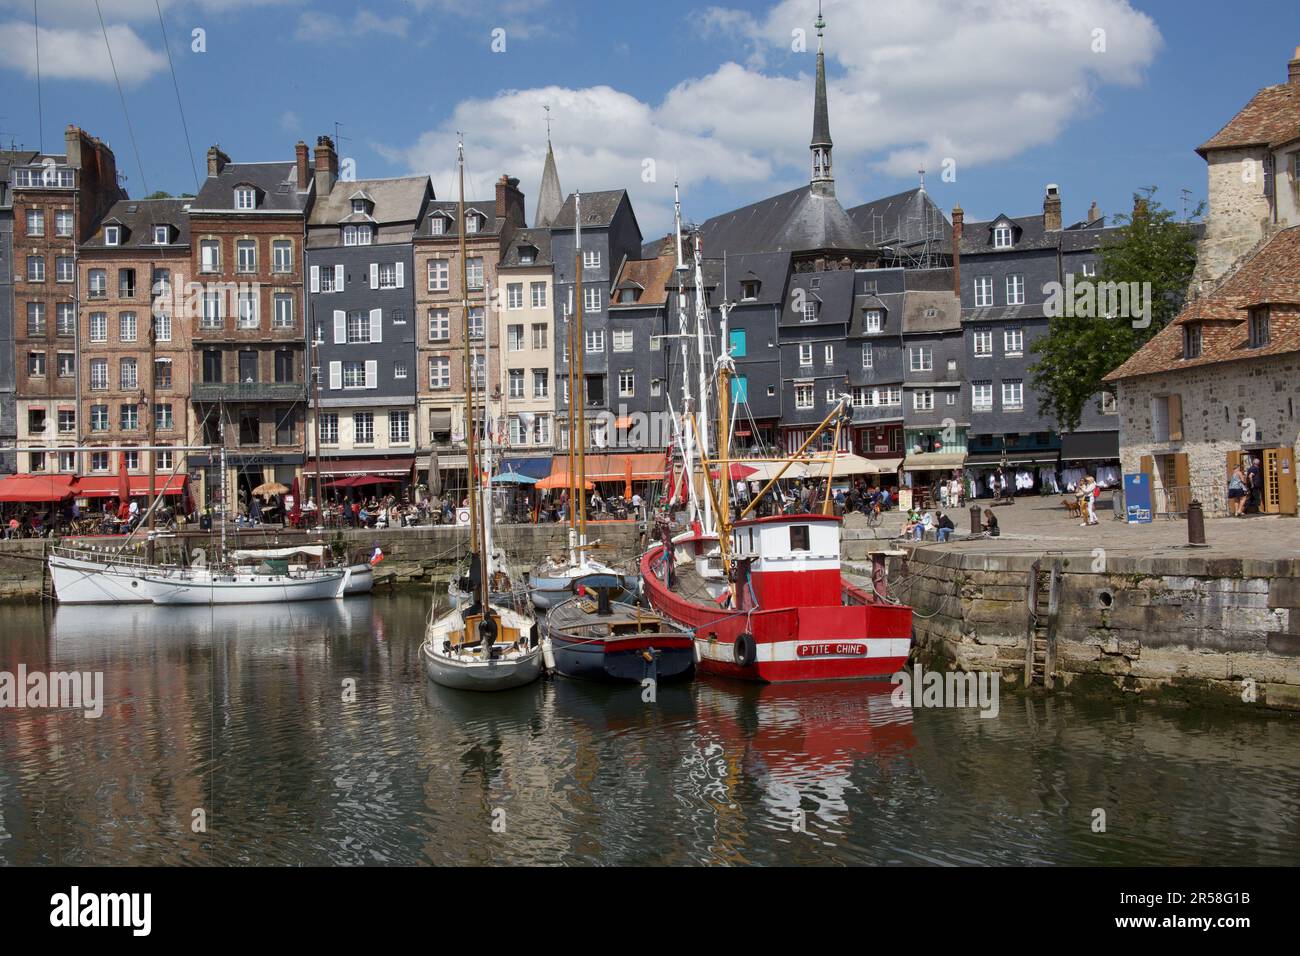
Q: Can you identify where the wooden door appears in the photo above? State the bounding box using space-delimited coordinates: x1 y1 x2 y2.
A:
1263 447 1298 515
1171 453 1191 514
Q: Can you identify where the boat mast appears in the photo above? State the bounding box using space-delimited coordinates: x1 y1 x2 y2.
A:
671 182 702 526
146 257 158 564
714 297 735 593
219 444 227 563
311 303 324 524
564 287 577 564
692 232 714 533
573 191 588 564
458 135 485 610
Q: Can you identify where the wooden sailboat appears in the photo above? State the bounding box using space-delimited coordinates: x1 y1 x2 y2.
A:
421 136 543 691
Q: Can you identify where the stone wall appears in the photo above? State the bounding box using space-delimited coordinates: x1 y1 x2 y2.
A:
1193 147 1276 288
888 546 1300 711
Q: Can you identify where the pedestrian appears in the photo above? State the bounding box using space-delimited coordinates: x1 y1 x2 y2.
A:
1248 456 1263 514
1228 463 1247 516
1078 474 1099 526
936 510 955 542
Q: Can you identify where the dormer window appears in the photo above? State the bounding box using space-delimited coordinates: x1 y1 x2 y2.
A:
430 216 445 236
104 225 120 246
343 224 372 246
519 245 535 265
1182 322 1202 360
741 279 760 300
619 288 640 304
1248 307 1270 348
352 199 366 214
466 213 480 235
153 225 169 245
801 299 819 323
235 187 256 210
993 224 1013 249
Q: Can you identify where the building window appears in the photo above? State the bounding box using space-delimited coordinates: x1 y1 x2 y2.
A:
320 413 339 444
235 187 256 209
530 282 547 308
239 411 260 446
1004 327 1023 356
202 291 222 328
508 368 524 398
584 328 604 352
274 294 294 328
389 411 411 444
343 224 372 246
121 403 139 431
583 249 601 271
237 292 258 329
118 268 136 298
974 276 993 308
56 256 74 282
429 215 446 235
799 343 812 366
342 361 366 389
862 344 873 368
973 328 992 356
795 384 814 409
428 309 450 342
1183 322 1202 359
466 257 484 290
120 358 138 390
377 262 398 289
470 354 486 392
1002 379 1024 410
612 329 633 352
276 410 295 447
619 370 635 398
26 303 45 336
27 351 46 376
200 240 220 273
89 269 107 298
26 256 45 281
90 405 109 432
507 283 524 309
993 224 1012 248
583 287 602 313
1100 391 1118 415
154 225 170 245
90 358 108 390
89 312 108 342
154 403 174 431
913 389 934 411
55 210 73 236
154 358 173 389
90 450 109 471
429 356 450 389
346 311 371 343
533 369 548 398
57 352 75 377
1006 274 1025 306
394 361 407 380
428 259 449 291
531 323 548 350
468 307 485 340
273 240 292 272
1247 308 1269 349
507 324 524 351
58 409 76 434
972 381 993 411
319 265 336 293
741 279 760 300
910 345 933 372
274 350 295 383
202 350 223 383
1081 261 1097 278
801 299 818 323
26 209 44 236
154 312 172 342
823 344 834 365
104 226 120 246
465 213 480 235
236 240 256 273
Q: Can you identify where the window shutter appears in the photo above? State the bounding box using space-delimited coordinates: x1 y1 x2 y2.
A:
395 262 404 288
328 361 342 390
333 310 346 345
309 265 320 293
365 359 378 389
369 263 379 288
335 264 344 292
370 308 382 343
1168 393 1183 442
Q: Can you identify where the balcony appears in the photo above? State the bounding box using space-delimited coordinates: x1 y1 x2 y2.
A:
192 381 305 404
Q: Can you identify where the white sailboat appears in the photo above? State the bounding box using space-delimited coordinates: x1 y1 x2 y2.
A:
421 136 543 692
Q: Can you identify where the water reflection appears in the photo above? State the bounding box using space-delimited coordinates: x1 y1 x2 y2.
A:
0 594 1297 865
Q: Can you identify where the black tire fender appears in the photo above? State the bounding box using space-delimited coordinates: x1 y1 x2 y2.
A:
733 632 757 668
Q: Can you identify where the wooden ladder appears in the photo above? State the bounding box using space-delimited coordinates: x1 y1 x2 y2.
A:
1024 559 1061 688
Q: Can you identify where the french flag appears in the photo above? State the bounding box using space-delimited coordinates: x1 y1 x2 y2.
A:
369 546 384 566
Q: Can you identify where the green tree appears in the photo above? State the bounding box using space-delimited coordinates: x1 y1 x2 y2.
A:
143 190 173 199
1030 189 1202 431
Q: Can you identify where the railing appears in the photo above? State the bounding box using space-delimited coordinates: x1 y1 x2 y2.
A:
1153 484 1229 519
192 382 306 403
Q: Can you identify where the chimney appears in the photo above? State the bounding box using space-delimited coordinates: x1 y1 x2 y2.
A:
1043 184 1062 232
64 125 84 168
206 145 230 178
1290 46 1300 85
495 174 525 226
1087 200 1102 224
314 135 338 196
951 205 963 298
295 140 310 190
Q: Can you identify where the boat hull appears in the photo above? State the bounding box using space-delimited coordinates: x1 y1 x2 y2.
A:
142 569 346 605
420 641 544 691
48 553 158 604
639 543 912 683
529 569 635 609
545 627 694 682
344 563 374 595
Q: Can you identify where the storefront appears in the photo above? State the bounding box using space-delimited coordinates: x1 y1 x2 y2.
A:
1060 431 1121 494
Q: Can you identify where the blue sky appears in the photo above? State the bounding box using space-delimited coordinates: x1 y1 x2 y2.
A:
1 0 1297 236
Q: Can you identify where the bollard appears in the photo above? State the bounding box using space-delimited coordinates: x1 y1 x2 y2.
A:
970 504 982 536
1187 499 1206 546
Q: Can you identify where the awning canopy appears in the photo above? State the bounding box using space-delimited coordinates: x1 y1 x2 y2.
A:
553 453 663 482
497 456 552 480
305 456 413 477
803 453 899 478
964 452 1061 467
76 474 189 498
0 474 76 502
903 452 967 471
428 411 453 431
1060 431 1119 461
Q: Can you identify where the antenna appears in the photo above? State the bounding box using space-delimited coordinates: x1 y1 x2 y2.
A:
1180 187 1193 222
333 121 351 151
543 105 552 142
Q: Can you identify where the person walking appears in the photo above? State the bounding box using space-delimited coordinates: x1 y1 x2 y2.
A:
1228 463 1247 516
1247 456 1263 514
1078 474 1099 526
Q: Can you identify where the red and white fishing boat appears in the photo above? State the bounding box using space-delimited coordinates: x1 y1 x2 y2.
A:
640 515 911 682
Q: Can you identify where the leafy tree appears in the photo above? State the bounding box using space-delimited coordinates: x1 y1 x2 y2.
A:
143 190 173 199
1030 189 1202 432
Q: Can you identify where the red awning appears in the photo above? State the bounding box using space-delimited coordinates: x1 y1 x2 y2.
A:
0 474 77 502
304 456 414 477
581 453 664 482
75 474 189 498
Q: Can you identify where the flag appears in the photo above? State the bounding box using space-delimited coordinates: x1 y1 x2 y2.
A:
369 546 384 566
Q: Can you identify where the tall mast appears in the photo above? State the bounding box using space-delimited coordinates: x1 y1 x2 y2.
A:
573 191 588 558
145 258 158 564
692 233 713 532
458 135 485 608
311 303 323 523
565 287 577 559
672 182 701 525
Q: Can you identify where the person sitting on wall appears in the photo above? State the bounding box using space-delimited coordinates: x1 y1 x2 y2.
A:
936 510 955 542
982 509 1000 537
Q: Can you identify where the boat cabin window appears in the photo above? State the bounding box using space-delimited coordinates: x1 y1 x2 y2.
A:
789 525 810 552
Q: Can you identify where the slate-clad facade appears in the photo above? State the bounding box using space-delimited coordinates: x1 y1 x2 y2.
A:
0 154 16 473
305 143 431 489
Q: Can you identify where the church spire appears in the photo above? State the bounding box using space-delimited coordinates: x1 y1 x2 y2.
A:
810 3 834 194
535 106 563 228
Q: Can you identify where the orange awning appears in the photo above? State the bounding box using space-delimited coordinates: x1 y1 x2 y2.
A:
582 453 663 481
0 474 77 502
76 474 189 498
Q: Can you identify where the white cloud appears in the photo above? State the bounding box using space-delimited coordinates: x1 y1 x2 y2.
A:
384 0 1161 235
295 8 410 42
0 20 168 86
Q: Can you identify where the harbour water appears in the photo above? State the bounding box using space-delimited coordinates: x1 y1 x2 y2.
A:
0 593 1297 866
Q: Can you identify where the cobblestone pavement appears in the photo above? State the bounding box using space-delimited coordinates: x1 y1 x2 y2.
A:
844 492 1299 562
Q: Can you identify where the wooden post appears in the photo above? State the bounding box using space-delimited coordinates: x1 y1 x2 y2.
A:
1023 560 1040 686
1044 559 1062 690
